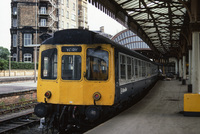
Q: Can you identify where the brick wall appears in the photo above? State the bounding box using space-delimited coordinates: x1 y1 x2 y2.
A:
19 4 37 27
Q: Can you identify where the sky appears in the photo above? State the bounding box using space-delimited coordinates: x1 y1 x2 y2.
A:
0 1 125 50
0 0 11 50
88 4 125 35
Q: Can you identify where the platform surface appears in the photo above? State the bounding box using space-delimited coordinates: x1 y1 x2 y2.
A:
85 80 200 134
0 81 37 95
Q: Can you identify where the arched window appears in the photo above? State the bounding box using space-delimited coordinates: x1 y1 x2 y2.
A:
24 53 32 63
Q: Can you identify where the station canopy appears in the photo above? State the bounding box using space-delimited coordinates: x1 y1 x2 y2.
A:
88 0 190 58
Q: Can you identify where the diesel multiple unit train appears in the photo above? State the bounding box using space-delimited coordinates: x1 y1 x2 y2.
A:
34 29 158 132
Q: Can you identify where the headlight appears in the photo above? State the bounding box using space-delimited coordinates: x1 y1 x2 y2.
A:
44 91 52 99
93 92 101 101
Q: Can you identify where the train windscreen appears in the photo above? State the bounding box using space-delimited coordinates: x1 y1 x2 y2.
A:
86 48 109 80
61 55 81 80
41 48 57 79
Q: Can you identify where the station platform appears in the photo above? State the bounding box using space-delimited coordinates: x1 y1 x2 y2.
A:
85 79 200 134
0 76 35 84
0 80 37 95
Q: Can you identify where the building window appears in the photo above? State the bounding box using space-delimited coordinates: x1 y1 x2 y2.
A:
78 9 80 15
67 23 69 28
24 53 32 63
24 34 32 46
40 19 46 26
66 0 69 7
66 11 69 18
71 14 76 21
71 24 76 28
13 53 17 61
13 19 17 27
40 7 46 14
73 3 76 11
62 21 64 29
13 34 17 47
13 7 17 15
61 9 64 16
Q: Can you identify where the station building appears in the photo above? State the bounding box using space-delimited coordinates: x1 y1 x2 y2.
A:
10 0 88 63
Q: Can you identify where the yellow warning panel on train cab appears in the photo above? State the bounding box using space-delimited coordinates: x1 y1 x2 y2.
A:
184 93 200 112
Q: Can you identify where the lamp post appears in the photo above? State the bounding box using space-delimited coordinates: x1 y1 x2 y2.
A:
34 0 38 83
34 46 37 82
8 55 13 77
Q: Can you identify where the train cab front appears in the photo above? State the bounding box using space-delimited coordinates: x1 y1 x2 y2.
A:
34 43 115 124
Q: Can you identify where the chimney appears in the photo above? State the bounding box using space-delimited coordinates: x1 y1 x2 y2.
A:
100 26 104 33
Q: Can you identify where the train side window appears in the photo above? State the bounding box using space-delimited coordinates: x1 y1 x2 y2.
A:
132 58 135 80
86 48 109 80
127 57 132 80
142 61 146 77
120 55 126 80
138 60 142 78
62 55 81 80
148 63 151 76
41 48 57 79
134 59 138 79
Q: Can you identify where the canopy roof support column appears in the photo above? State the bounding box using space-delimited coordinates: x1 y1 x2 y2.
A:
184 0 200 116
182 55 186 85
191 32 200 94
178 59 182 81
175 59 178 75
188 49 192 92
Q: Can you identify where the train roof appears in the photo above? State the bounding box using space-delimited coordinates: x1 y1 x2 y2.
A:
42 29 152 62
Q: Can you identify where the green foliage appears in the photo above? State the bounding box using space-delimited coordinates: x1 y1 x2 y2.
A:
0 60 38 70
12 62 38 70
0 59 8 70
0 47 10 60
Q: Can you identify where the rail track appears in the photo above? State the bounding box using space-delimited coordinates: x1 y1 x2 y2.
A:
0 109 40 134
0 99 37 115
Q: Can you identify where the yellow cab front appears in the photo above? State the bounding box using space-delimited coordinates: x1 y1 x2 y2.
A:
37 44 115 106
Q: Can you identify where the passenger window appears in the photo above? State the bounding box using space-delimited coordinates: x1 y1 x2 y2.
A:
86 48 109 80
138 60 142 78
134 59 138 78
62 55 81 80
132 58 135 80
148 63 151 76
142 62 146 77
127 57 132 79
120 55 126 80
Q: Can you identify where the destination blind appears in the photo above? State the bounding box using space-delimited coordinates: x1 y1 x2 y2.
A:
62 46 82 52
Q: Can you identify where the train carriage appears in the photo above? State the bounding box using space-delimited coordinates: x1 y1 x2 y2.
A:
34 29 158 132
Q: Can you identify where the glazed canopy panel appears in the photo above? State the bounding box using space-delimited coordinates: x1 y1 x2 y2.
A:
88 0 189 58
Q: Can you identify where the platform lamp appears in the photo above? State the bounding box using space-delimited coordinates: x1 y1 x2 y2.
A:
8 55 13 77
34 0 38 83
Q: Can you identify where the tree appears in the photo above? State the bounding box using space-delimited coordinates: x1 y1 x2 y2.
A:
0 47 10 60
